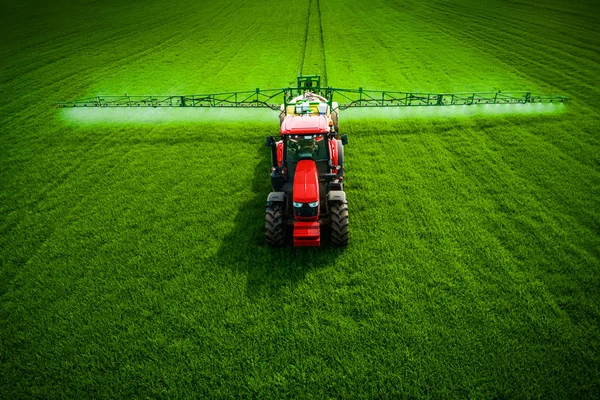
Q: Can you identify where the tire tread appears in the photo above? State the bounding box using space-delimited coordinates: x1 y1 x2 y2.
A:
330 202 348 246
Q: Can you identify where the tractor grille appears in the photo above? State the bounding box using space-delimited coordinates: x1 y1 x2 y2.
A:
294 203 318 218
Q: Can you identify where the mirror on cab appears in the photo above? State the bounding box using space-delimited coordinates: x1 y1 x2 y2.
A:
266 136 275 147
341 134 348 146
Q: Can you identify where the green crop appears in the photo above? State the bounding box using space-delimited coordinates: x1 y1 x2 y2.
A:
1 0 598 398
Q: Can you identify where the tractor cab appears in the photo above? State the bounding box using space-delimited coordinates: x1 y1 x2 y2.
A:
286 134 328 161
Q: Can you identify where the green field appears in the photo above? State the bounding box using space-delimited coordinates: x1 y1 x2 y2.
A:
1 0 599 397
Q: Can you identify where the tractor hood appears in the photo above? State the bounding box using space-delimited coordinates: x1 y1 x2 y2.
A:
293 160 319 203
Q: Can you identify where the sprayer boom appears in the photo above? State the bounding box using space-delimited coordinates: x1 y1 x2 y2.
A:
57 75 569 110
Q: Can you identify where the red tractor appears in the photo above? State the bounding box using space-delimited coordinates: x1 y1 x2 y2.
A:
265 90 348 247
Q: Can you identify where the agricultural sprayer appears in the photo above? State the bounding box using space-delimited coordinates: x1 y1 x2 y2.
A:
58 75 569 247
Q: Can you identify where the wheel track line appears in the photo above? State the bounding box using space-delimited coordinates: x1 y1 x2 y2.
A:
298 0 312 76
316 0 328 86
298 0 328 83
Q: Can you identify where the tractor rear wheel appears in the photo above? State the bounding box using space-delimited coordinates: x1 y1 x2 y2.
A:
265 205 285 246
330 202 348 246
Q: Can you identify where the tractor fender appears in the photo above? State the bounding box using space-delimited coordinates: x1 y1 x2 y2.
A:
329 139 338 169
267 191 286 204
327 191 346 203
329 140 344 173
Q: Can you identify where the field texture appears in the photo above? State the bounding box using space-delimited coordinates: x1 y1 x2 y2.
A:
1 0 599 397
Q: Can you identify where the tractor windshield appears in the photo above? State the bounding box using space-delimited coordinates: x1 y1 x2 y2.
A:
285 134 328 162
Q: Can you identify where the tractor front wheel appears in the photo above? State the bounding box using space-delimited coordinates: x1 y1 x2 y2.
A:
265 205 285 246
330 202 348 246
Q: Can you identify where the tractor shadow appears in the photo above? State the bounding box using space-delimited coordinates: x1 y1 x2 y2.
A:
215 144 345 300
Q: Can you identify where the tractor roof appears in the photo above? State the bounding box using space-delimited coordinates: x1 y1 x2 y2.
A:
280 115 330 135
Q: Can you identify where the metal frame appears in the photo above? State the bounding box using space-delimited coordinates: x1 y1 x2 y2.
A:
57 75 569 109
324 88 569 111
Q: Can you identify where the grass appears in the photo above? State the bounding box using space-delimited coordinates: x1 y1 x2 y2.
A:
1 0 599 397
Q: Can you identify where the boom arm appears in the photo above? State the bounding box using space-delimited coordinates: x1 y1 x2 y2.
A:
323 88 569 109
57 88 294 110
56 75 569 109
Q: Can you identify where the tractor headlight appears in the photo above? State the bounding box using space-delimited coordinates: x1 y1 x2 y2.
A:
293 201 319 217
293 201 318 208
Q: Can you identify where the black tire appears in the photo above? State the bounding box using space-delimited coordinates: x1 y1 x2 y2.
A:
265 205 285 246
330 202 348 246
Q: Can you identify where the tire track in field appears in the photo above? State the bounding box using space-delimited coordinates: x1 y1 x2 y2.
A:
297 0 311 77
317 0 328 86
299 0 328 85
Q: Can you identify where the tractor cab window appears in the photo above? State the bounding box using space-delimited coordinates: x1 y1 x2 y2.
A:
286 134 327 161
